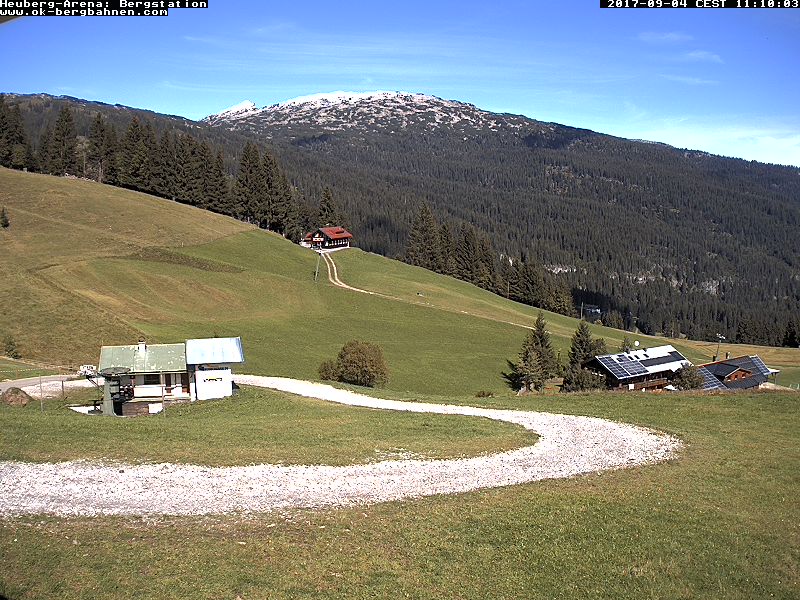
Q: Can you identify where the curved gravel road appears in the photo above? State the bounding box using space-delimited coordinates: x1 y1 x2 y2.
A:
0 376 682 517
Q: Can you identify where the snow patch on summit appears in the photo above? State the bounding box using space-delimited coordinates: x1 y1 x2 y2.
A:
210 100 259 119
277 91 447 108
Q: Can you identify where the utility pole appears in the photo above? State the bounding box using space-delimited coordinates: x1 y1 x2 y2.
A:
314 253 321 282
715 333 725 361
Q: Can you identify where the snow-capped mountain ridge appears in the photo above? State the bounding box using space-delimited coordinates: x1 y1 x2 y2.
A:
202 90 543 138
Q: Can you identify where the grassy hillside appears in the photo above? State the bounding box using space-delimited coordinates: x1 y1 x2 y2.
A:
1 167 797 392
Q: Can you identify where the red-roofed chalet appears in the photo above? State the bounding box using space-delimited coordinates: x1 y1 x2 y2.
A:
302 226 353 249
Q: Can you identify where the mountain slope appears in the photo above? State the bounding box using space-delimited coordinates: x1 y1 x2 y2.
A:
4 91 799 344
0 168 570 394
204 91 800 342
2 168 798 388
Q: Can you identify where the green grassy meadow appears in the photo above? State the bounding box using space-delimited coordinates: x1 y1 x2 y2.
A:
1 389 797 599
0 357 57 380
0 386 533 466
1 168 799 599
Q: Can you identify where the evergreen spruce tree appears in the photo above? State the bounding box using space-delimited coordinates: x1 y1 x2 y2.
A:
36 126 53 174
454 223 480 284
619 335 634 352
404 203 443 271
194 140 215 208
8 105 29 170
0 206 9 228
154 130 176 199
531 312 558 379
514 336 545 393
561 321 608 392
782 318 799 348
119 117 146 190
87 114 108 183
49 106 78 176
233 141 264 223
140 122 159 195
262 151 294 233
0 96 10 167
173 133 195 204
0 100 29 170
438 222 457 276
207 150 230 214
476 234 496 290
318 186 341 226
103 124 120 185
568 321 598 370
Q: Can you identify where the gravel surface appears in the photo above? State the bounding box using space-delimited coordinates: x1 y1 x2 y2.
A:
0 376 682 517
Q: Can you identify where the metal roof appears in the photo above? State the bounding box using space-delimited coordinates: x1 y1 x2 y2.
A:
99 343 187 374
593 345 690 381
185 337 245 365
697 366 728 391
318 226 353 240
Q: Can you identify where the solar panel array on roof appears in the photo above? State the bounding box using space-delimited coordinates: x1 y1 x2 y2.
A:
640 351 686 368
697 366 727 391
748 355 772 377
595 356 630 380
596 355 647 380
624 361 648 376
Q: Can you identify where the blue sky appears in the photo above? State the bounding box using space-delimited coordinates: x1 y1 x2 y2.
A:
2 0 799 166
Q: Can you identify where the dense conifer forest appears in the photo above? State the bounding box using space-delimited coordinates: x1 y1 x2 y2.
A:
2 92 799 347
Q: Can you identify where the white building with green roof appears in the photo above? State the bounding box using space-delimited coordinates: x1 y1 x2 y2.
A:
97 338 244 416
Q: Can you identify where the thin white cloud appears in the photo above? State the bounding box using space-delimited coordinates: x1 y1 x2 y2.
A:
661 74 718 85
681 50 723 64
638 31 693 44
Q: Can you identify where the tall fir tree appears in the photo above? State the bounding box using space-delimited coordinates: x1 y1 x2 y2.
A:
207 150 231 214
318 186 341 226
86 113 116 183
514 336 545 393
36 125 53 174
262 151 294 233
0 99 29 170
454 223 481 284
567 321 603 370
404 203 443 271
119 117 153 191
438 221 457 276
233 141 264 223
619 335 634 352
530 312 559 378
153 130 176 199
49 106 78 176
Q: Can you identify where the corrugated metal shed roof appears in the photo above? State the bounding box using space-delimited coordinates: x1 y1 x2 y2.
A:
99 343 187 374
185 337 245 365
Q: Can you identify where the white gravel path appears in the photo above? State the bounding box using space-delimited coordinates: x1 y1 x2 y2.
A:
0 376 682 517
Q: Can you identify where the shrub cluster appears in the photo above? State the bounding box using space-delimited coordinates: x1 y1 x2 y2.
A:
319 340 389 388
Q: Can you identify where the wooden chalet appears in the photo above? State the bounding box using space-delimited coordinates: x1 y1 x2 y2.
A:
301 226 353 250
586 344 691 391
